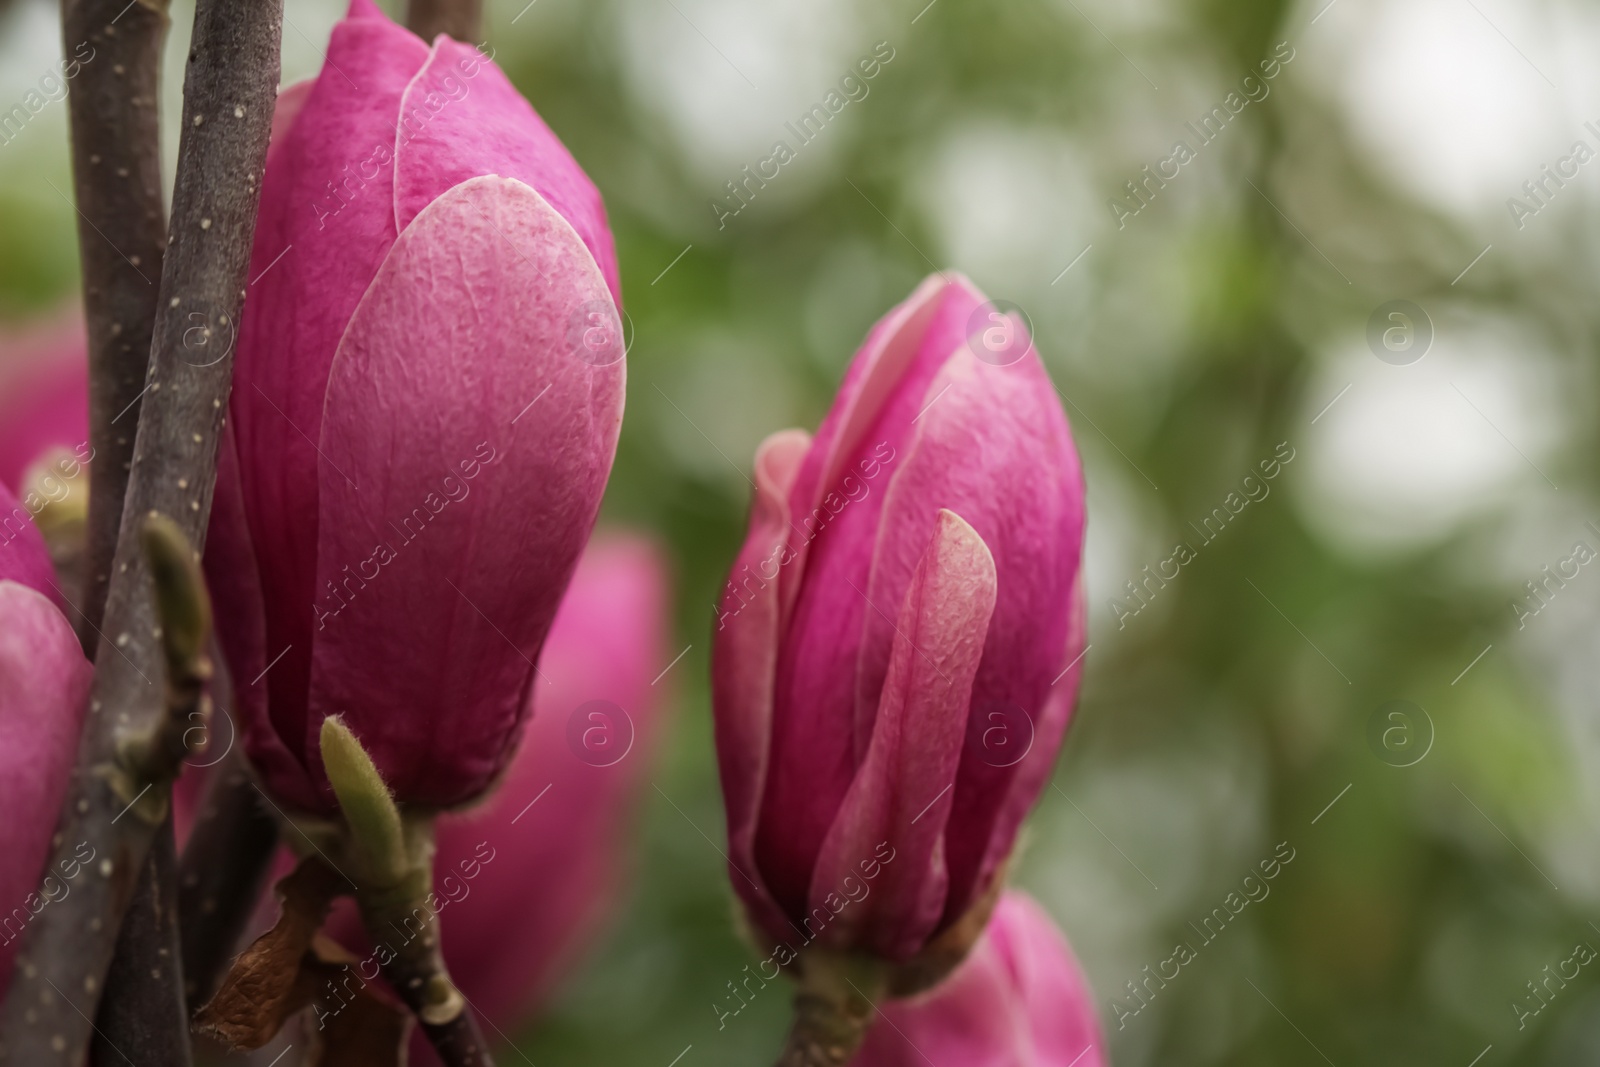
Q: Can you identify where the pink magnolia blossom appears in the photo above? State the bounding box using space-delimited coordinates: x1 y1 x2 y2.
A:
0 483 92 994
0 310 88 493
854 891 1106 1067
712 274 1085 964
323 532 672 1054
208 0 625 814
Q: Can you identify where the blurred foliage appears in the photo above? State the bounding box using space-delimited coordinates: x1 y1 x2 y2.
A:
1 0 1597 1063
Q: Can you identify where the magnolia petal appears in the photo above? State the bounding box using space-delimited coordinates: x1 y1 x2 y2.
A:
807 509 995 961
229 1 429 787
756 279 987 915
963 570 1086 919
394 36 620 306
204 426 304 800
711 427 810 945
853 338 1084 924
777 273 947 622
304 175 623 812
0 581 92 994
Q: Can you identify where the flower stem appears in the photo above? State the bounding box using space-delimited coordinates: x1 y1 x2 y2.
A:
775 950 887 1067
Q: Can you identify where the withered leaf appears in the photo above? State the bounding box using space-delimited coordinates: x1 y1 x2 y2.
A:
302 934 412 1067
192 856 347 1049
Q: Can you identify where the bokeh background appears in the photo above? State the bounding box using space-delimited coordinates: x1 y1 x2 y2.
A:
3 0 1598 1062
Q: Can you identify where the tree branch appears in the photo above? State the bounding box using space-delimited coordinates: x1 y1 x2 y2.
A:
179 753 281 1012
0 0 283 1057
61 0 171 645
406 0 482 44
90 822 188 1067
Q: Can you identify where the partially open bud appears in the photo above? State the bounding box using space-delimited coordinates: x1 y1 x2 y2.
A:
711 276 1087 1062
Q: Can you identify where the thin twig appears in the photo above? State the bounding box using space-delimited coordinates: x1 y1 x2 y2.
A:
178 752 281 1011
0 0 282 1057
61 3 185 1055
62 0 172 645
407 0 482 42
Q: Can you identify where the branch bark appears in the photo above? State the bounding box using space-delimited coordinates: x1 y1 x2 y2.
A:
406 0 482 44
179 753 281 1012
0 0 283 1058
61 0 171 645
90 823 189 1067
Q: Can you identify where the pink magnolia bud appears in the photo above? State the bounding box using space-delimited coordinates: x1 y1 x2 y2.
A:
854 892 1106 1067
209 0 625 814
712 274 1085 965
0 485 92 995
324 532 671 1051
0 310 88 492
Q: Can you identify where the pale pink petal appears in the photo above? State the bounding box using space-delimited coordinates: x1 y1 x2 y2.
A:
807 510 995 960
303 175 623 812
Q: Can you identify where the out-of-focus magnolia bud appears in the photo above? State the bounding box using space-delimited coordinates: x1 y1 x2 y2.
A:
208 0 625 815
0 310 88 494
323 533 672 1059
0 482 92 995
854 891 1106 1067
712 274 1085 981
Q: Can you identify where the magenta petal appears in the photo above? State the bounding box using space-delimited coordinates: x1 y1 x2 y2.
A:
712 428 810 944
393 37 620 306
204 425 306 802
0 582 92 996
855 891 1105 1067
808 509 995 960
756 279 988 918
230 9 429 795
304 175 624 811
854 339 1084 925
777 274 947 616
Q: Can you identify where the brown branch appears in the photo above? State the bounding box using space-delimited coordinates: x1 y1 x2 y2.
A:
406 0 482 43
61 0 171 645
0 0 283 1057
179 752 281 1012
90 821 189 1067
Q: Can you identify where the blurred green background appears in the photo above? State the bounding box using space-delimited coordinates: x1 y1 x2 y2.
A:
3 0 1597 1062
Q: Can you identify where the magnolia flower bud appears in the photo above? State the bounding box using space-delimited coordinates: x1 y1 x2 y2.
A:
209 0 625 814
0 310 87 493
713 274 1085 975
